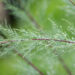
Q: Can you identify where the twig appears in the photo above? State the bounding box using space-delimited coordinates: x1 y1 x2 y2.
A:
0 39 75 44
54 50 72 75
14 50 44 75
32 39 75 44
69 0 75 6
58 56 72 75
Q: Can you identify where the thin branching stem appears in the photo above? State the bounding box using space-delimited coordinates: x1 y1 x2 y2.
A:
14 50 44 75
53 50 72 75
0 39 75 44
32 39 75 44
58 56 72 75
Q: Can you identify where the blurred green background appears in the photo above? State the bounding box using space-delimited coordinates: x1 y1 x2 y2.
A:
0 0 75 75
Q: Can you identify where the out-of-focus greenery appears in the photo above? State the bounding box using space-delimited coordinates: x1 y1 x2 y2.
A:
0 0 75 75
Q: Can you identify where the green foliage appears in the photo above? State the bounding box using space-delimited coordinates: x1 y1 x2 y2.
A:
0 0 75 75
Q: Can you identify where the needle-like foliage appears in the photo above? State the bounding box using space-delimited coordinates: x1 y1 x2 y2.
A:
0 0 75 75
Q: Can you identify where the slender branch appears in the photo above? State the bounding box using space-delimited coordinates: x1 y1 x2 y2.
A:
58 56 72 75
32 39 75 44
53 50 72 75
69 0 75 6
14 50 44 75
0 39 75 44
